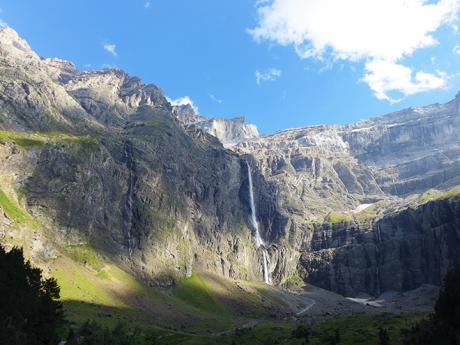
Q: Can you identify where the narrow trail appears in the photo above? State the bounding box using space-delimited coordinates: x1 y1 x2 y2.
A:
213 290 317 336
276 290 317 317
296 299 316 316
213 320 260 337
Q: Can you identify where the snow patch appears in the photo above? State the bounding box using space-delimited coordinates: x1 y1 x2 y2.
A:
347 298 384 308
351 203 373 214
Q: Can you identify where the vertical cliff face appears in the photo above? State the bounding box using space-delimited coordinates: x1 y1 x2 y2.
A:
297 196 460 296
343 100 460 196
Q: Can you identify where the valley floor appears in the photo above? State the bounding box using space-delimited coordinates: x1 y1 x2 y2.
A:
52 247 434 344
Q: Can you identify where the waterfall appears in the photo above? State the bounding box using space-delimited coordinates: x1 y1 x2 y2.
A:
123 142 135 258
262 250 271 285
246 161 272 285
375 224 382 295
376 224 382 242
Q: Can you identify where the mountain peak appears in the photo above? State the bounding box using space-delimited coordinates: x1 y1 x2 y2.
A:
0 26 20 40
0 27 39 62
0 26 31 51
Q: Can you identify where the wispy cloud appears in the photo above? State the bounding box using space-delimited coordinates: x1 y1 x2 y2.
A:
0 8 7 28
167 96 199 113
255 0 270 6
103 43 117 57
209 94 223 104
250 0 460 102
453 45 460 55
102 63 116 69
255 68 282 85
145 1 151 8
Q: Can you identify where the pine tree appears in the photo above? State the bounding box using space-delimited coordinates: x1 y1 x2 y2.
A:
402 266 460 345
0 245 64 345
379 327 390 345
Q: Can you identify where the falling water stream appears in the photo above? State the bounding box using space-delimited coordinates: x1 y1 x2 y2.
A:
123 142 135 259
246 161 272 285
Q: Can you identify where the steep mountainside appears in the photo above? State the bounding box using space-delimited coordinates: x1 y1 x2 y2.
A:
0 27 264 286
0 27 459 304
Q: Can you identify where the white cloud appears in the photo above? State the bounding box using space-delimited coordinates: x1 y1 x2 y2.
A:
145 1 151 8
167 96 199 113
256 68 282 85
364 60 447 103
103 43 117 57
250 0 460 101
210 94 223 104
251 0 459 62
453 44 460 55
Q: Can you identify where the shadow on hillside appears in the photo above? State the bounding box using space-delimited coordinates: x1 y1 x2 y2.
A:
61 300 232 345
62 300 153 328
61 269 294 335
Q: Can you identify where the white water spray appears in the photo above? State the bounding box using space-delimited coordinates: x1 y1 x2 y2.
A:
246 161 272 285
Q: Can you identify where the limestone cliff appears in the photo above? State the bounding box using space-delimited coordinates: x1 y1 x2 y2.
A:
172 104 260 147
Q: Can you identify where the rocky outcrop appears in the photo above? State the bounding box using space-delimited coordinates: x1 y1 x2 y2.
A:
172 104 259 147
64 69 171 127
172 104 207 125
195 117 259 148
0 28 88 130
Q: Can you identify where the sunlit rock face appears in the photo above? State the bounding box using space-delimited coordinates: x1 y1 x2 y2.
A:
196 117 259 148
0 27 459 296
172 103 259 147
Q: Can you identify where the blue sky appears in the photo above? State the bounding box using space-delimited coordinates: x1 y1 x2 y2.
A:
2 0 460 133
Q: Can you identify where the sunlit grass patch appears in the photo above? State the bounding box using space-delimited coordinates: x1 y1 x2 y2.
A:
0 130 99 157
0 130 45 148
172 274 229 316
436 185 460 201
419 189 439 203
324 211 353 224
0 186 40 230
64 243 105 271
